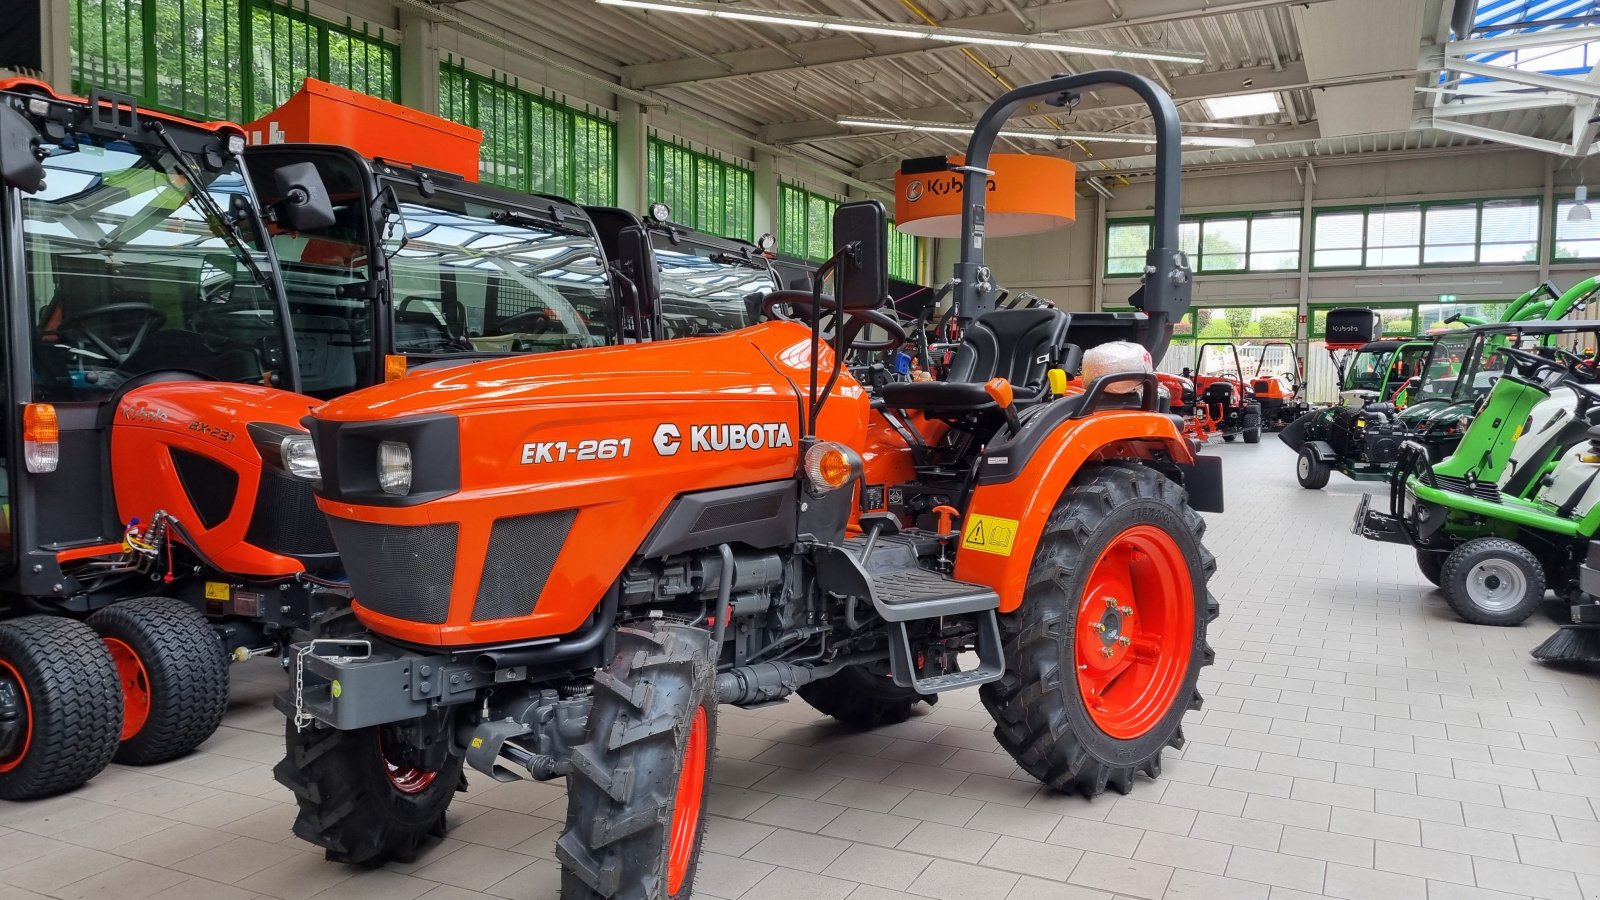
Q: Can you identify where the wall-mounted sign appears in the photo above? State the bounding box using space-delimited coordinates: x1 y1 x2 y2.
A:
894 154 1076 238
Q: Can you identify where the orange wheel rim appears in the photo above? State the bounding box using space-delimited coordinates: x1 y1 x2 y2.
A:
0 658 32 773
1075 525 1195 740
103 638 151 742
666 705 709 896
378 729 439 795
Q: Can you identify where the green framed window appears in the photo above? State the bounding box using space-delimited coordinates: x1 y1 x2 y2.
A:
888 223 920 283
647 137 754 241
1311 198 1540 270
779 182 840 262
439 61 616 206
1106 210 1301 276
70 0 397 124
1554 193 1600 261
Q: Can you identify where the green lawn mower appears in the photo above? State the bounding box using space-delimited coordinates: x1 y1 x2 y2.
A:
1357 322 1600 663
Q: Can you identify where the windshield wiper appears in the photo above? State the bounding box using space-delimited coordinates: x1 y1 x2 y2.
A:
494 209 590 237
144 120 269 288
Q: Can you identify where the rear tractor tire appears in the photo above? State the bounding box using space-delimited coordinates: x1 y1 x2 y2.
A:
1296 446 1330 490
798 661 932 728
981 464 1216 799
558 619 716 900
0 615 122 800
275 717 465 867
88 598 229 765
1440 538 1545 626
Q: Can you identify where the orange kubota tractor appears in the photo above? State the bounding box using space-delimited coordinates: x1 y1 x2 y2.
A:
276 72 1222 899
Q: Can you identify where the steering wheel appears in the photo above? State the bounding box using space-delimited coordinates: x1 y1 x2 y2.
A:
1494 345 1568 381
58 302 167 365
761 290 907 352
490 309 557 336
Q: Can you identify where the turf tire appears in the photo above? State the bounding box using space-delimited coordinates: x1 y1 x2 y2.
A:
980 464 1217 798
1440 538 1545 626
558 620 716 899
1296 445 1330 489
88 598 229 765
797 662 930 728
275 720 465 866
0 615 122 800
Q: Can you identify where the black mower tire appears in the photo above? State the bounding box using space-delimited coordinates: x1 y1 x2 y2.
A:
1416 550 1446 588
1222 433 1237 443
88 598 230 765
798 662 931 727
1296 445 1330 489
0 615 122 800
980 463 1216 799
275 719 465 866
1440 538 1545 626
1243 409 1262 444
558 620 716 900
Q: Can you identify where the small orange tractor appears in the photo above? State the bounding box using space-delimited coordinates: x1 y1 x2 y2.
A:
274 71 1222 899
1162 343 1262 443
1248 341 1309 431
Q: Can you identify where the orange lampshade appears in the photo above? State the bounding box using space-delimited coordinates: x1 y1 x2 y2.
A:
894 154 1076 238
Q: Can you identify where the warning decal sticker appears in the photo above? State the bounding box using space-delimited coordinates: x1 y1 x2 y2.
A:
961 514 1019 556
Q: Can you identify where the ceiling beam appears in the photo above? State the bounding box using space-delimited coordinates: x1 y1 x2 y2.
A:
1430 119 1576 155
620 0 1333 89
760 62 1310 144
1446 25 1600 56
1429 93 1576 117
1439 58 1600 99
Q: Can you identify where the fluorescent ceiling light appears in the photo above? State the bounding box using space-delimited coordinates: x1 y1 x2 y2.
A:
1201 92 1283 119
595 0 1206 64
836 117 1256 148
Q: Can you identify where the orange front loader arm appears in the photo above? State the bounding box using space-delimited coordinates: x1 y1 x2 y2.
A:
953 409 1196 611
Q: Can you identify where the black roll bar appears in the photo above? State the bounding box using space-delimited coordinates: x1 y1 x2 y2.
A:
952 70 1191 361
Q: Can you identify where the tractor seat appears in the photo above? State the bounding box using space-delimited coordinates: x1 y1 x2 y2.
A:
882 308 1071 417
1201 382 1235 404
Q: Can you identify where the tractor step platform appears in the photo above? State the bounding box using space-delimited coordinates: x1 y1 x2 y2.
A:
872 568 1004 695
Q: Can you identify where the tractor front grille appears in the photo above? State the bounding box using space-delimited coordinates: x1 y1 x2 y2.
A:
472 510 576 622
1430 474 1501 504
246 468 336 557
326 517 457 624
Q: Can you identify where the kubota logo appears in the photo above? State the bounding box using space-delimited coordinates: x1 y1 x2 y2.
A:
906 180 925 202
652 422 794 456
653 423 681 456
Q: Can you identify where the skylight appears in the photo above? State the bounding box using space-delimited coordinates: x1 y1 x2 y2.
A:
1201 93 1282 119
1464 0 1600 77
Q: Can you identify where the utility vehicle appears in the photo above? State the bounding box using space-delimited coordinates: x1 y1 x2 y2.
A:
274 71 1222 898
1356 322 1600 660
1181 342 1261 443
1281 320 1433 489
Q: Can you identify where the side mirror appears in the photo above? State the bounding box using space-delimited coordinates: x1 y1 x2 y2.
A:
831 200 888 310
618 225 660 307
273 161 336 232
0 102 46 194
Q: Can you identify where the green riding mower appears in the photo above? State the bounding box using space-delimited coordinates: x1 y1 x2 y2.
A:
1357 322 1600 662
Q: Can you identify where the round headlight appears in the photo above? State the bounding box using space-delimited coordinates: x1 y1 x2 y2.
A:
377 441 412 495
649 201 672 223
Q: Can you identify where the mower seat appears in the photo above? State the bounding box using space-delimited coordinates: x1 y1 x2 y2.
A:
882 308 1071 417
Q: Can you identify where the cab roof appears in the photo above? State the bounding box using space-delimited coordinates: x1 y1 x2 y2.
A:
0 77 245 137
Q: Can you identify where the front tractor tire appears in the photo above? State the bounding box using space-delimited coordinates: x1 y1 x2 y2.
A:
275 718 465 866
981 464 1216 799
0 616 122 800
798 661 931 727
558 620 716 900
1296 445 1331 490
88 598 229 765
1243 407 1262 444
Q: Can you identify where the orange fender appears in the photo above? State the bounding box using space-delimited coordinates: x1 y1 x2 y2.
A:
952 409 1195 612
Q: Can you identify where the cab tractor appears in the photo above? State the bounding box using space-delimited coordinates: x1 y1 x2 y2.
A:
1182 342 1262 443
275 71 1222 898
0 79 345 799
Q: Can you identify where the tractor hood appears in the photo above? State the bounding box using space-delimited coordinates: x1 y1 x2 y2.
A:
313 322 827 422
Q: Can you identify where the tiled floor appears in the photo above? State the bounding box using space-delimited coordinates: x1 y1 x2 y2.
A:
3 439 1599 900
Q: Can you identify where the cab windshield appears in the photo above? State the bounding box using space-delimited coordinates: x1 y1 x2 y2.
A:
1417 332 1475 402
23 133 284 402
652 236 778 338
388 187 616 356
1342 349 1395 392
